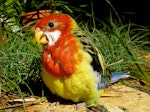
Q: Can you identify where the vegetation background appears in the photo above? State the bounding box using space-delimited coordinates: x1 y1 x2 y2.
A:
0 0 150 104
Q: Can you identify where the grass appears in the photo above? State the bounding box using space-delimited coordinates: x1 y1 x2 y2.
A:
0 28 43 95
81 17 150 84
0 16 150 97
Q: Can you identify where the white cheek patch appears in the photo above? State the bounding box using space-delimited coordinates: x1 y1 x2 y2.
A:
44 30 61 46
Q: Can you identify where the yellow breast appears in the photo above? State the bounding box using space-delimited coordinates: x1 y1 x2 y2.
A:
42 49 103 104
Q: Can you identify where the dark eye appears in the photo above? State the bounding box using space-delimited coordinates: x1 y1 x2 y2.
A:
48 22 54 28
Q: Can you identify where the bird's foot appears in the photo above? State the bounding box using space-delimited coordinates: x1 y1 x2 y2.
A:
76 102 86 110
50 101 60 107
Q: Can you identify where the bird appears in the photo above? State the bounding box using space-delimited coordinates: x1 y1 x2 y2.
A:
33 13 129 104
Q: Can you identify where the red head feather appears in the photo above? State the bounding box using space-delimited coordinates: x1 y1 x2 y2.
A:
34 14 76 35
34 14 83 77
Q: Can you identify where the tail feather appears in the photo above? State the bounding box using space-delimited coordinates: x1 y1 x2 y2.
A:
97 71 130 89
111 71 130 83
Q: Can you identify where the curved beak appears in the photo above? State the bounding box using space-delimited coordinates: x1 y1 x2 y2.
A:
34 27 48 45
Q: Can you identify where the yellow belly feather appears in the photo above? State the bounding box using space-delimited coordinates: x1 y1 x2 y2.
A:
42 50 103 104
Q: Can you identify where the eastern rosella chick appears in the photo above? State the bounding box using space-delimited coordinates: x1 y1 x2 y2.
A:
33 14 129 104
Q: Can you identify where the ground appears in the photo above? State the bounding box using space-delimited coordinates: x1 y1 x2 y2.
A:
1 80 150 112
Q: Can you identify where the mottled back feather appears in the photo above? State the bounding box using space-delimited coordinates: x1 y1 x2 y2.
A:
73 28 111 84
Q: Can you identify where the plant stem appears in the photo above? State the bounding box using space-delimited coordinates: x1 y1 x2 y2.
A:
90 0 96 31
0 19 2 49
105 0 122 25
